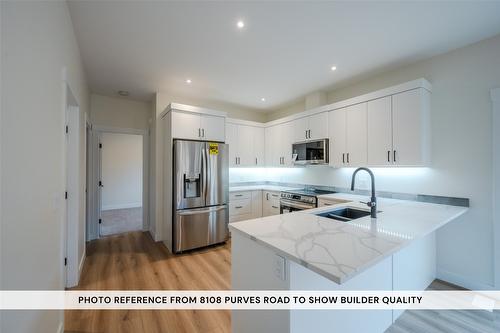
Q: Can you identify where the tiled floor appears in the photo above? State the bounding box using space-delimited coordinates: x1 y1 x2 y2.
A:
100 207 143 236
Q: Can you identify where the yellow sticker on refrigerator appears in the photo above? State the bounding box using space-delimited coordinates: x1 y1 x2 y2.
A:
209 143 219 155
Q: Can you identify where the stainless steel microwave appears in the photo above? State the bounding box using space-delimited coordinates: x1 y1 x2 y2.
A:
292 139 329 165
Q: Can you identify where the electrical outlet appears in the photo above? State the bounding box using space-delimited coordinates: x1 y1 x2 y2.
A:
273 255 286 281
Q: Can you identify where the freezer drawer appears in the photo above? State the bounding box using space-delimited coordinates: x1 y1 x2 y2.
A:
174 205 228 253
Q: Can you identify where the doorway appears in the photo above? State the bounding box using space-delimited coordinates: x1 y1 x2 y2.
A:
98 131 144 236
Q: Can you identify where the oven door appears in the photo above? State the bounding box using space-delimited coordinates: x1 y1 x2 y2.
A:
280 199 315 214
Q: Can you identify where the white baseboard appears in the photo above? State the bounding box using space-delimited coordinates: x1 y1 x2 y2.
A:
102 202 142 211
437 269 495 290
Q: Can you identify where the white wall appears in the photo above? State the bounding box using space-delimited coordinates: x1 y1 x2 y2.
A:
0 1 89 332
101 133 143 210
257 34 500 290
90 93 151 130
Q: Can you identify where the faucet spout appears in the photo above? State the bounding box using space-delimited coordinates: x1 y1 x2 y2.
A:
351 167 377 219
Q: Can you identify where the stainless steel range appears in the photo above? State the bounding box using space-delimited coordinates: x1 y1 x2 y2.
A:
280 188 336 214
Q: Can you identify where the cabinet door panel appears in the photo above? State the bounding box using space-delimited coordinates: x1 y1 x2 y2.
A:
280 121 295 166
346 103 367 166
293 117 309 142
171 111 201 140
237 125 255 166
328 109 346 167
393 89 429 166
253 127 265 166
367 96 393 166
226 123 238 167
201 115 225 142
265 126 281 166
309 112 329 140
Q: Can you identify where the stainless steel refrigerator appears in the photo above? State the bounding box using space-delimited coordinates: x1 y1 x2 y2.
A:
173 140 229 253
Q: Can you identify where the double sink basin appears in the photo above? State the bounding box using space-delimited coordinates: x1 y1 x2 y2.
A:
315 207 372 222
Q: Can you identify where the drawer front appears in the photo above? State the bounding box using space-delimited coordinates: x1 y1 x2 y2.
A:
263 191 280 201
229 199 252 216
230 191 251 201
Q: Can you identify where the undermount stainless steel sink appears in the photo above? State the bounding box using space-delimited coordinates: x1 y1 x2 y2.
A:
316 207 372 222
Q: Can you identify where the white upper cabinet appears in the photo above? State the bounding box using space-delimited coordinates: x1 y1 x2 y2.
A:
328 109 347 167
200 114 225 142
253 127 265 166
392 89 431 166
171 111 201 140
293 112 329 142
237 125 255 166
345 103 368 166
171 110 225 142
265 125 280 167
294 117 309 142
367 96 393 166
265 122 293 167
226 123 238 167
227 122 266 167
280 121 295 166
308 112 329 140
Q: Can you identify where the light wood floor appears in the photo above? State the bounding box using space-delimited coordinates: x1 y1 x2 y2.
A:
65 231 231 333
66 231 499 333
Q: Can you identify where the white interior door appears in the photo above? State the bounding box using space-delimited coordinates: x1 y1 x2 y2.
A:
346 103 368 166
328 108 347 167
367 96 393 166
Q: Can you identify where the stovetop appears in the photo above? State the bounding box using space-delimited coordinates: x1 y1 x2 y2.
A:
282 188 336 197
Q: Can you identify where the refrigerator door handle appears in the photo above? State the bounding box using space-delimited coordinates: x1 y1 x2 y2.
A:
176 205 227 216
202 143 208 204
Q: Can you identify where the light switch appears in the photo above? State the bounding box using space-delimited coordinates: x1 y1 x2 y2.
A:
273 254 286 281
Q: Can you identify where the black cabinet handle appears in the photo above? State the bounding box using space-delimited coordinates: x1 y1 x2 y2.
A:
198 128 201 137
235 206 243 209
202 128 205 137
272 205 278 209
387 150 391 162
393 150 396 163
255 157 258 165
342 153 345 163
235 194 243 197
266 193 269 200
347 153 350 163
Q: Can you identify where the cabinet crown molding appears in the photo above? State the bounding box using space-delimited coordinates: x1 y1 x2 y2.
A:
161 103 228 119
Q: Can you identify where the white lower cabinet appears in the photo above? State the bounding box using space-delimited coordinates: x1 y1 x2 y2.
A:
263 191 280 216
229 191 264 223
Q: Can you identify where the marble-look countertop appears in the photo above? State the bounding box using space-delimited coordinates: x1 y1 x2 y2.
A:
229 193 468 284
229 185 298 192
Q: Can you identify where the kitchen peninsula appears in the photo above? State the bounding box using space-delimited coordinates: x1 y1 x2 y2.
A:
230 193 468 333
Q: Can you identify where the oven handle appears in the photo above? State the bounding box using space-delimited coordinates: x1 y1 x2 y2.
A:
279 199 315 210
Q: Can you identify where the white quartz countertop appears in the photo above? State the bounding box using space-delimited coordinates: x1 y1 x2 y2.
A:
229 185 298 192
229 193 468 284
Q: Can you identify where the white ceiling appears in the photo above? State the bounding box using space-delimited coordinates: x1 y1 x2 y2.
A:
68 1 500 111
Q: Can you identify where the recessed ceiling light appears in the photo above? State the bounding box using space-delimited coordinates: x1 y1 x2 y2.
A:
237 20 245 29
118 90 129 96
261 97 266 102
331 65 337 71
186 79 192 84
